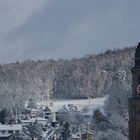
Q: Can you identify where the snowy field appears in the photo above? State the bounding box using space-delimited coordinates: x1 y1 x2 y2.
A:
38 97 107 113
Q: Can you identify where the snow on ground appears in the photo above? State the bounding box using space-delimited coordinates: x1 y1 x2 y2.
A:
37 97 107 113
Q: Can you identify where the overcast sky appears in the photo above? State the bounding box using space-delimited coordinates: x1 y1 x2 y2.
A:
0 0 140 63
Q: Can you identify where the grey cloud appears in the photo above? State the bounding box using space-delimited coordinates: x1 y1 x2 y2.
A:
0 0 46 32
0 0 140 63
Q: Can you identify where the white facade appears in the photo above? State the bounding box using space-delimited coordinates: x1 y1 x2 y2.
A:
0 124 22 134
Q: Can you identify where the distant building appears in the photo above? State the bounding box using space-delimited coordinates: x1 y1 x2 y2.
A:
72 131 93 140
20 117 47 126
72 123 93 140
43 106 51 119
0 134 13 140
71 132 81 140
81 131 94 140
0 124 22 134
25 108 40 118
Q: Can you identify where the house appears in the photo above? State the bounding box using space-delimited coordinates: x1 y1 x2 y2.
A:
25 108 40 118
72 131 94 140
81 131 94 140
0 124 22 135
71 130 94 140
0 134 13 140
72 123 94 140
30 117 47 125
43 107 51 119
21 117 47 126
71 132 81 140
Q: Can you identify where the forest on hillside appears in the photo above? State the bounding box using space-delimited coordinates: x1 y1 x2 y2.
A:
0 46 135 110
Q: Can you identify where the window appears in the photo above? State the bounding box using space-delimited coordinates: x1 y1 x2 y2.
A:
8 130 13 134
15 130 19 134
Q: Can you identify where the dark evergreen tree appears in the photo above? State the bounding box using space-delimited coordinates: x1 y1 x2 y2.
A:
0 109 7 124
93 109 108 124
61 122 71 140
28 120 43 139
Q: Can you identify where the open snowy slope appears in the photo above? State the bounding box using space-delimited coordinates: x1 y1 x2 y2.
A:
38 97 107 112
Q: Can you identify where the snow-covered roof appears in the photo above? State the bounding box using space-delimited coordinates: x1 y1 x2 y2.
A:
0 124 22 131
20 120 32 123
81 130 94 135
31 117 47 121
0 134 12 137
51 108 58 113
43 107 51 112
21 117 47 123
72 132 81 138
25 108 39 112
72 130 94 139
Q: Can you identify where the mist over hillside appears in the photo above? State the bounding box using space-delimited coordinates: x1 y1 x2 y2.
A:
0 46 135 109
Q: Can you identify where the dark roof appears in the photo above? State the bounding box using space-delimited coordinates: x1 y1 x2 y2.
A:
43 106 51 112
135 42 140 58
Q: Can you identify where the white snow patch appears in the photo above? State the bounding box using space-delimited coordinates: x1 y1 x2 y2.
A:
37 97 107 113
